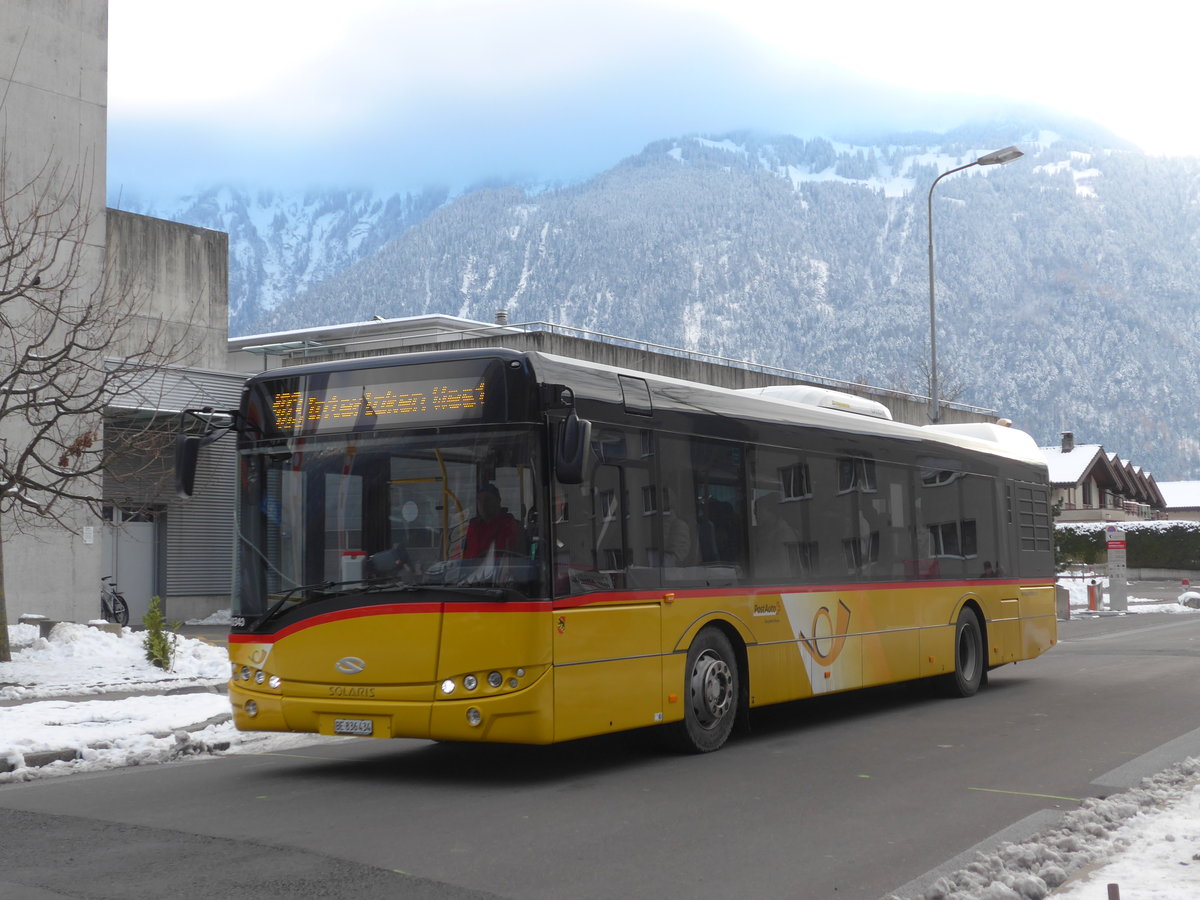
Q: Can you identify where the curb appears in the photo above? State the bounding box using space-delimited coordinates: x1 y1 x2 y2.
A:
1 697 233 775
0 682 227 708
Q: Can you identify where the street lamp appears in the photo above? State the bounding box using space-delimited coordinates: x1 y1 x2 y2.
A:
926 145 1024 423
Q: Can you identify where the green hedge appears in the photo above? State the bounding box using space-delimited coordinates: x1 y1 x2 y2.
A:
1055 522 1200 570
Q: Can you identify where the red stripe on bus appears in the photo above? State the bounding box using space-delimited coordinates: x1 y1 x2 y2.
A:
229 600 554 642
229 603 440 642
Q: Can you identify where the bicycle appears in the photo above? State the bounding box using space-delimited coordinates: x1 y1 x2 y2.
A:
100 576 130 626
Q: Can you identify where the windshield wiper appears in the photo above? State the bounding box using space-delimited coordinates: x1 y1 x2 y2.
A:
250 579 337 629
341 578 510 600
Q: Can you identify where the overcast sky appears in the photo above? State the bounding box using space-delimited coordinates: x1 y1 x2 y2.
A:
107 0 1200 199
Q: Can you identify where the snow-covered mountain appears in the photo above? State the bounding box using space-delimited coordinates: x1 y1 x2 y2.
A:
116 121 1200 478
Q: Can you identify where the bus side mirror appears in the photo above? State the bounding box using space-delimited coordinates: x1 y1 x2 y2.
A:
174 407 240 499
175 434 202 498
555 410 592 485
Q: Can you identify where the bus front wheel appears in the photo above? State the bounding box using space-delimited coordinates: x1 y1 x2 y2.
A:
674 627 739 753
942 607 984 698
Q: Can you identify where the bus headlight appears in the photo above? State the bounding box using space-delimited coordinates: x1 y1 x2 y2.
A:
268 675 282 690
245 700 258 718
254 670 266 685
466 708 482 727
437 666 538 699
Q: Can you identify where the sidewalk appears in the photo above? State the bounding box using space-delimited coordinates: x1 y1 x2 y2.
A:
1 621 241 778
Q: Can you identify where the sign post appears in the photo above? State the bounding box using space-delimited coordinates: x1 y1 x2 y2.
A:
1106 525 1128 612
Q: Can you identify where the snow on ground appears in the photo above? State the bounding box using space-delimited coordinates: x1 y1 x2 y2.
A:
3 587 1200 898
0 621 230 699
0 621 346 783
1059 575 1200 615
913 758 1200 899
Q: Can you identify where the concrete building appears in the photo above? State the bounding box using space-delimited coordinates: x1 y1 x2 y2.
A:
102 210 241 624
1 1 110 627
1 2 235 628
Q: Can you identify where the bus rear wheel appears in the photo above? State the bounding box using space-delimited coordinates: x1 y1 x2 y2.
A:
673 627 739 753
942 607 984 698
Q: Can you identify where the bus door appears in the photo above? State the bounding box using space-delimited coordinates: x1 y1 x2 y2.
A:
551 424 664 741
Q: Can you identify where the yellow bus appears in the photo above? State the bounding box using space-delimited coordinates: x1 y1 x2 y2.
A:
180 348 1056 753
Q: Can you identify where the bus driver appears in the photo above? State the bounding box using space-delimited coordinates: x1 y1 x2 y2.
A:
463 483 525 559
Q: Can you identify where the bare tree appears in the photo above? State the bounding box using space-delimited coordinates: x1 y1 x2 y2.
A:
879 349 970 417
0 157 194 661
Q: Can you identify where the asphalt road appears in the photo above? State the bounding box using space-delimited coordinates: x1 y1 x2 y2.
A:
3 610 1200 900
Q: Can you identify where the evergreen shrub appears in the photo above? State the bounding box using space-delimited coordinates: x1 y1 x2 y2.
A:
143 596 180 670
1055 522 1200 570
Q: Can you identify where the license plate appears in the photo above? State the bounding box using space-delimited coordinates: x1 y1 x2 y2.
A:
334 718 374 736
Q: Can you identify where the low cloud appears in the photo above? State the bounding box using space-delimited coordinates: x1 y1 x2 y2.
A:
106 0 1044 197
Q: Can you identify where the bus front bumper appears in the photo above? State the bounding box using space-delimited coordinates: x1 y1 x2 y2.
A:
228 669 555 745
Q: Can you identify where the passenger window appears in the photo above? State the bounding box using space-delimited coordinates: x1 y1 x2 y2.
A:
751 448 816 583
658 435 747 587
551 427 661 595
916 471 995 579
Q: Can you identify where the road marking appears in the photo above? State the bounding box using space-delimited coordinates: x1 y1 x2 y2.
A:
969 786 1083 803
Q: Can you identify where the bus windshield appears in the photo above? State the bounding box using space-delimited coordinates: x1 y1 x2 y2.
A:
234 426 545 617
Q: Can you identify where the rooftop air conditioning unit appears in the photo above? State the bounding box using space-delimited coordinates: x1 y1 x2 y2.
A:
736 385 893 420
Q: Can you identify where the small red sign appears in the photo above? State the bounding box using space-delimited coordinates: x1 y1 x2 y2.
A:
1107 540 1127 550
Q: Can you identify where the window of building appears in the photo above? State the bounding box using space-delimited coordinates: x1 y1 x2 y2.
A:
842 532 880 572
927 520 978 558
779 462 812 500
785 541 819 575
838 456 877 494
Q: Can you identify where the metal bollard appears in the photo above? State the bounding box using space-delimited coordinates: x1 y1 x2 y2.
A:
1088 580 1101 611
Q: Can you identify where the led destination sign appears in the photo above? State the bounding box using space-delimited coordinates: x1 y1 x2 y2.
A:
269 375 491 433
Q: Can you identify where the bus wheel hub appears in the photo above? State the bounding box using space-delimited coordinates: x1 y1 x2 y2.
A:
690 651 733 726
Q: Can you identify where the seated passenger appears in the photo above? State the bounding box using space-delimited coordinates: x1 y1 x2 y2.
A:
464 483 525 559
663 508 692 567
